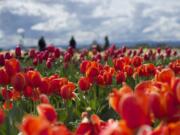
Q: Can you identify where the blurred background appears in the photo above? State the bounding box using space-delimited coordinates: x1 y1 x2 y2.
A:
0 0 180 49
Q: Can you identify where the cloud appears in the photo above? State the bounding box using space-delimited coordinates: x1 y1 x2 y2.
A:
0 0 180 48
17 28 25 34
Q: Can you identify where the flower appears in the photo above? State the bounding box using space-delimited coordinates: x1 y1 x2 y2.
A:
60 82 76 99
15 46 22 57
5 58 20 77
37 104 57 123
78 77 91 91
132 56 142 67
116 71 126 84
0 67 9 85
11 72 26 91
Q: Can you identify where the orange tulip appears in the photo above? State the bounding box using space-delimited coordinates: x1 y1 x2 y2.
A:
109 84 133 113
3 101 13 110
21 115 49 135
5 58 20 77
60 82 76 99
86 67 99 83
51 125 72 135
156 68 175 85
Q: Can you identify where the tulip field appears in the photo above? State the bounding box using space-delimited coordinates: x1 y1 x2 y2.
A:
0 45 179 135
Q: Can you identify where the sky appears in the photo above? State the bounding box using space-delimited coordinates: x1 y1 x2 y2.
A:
0 0 180 48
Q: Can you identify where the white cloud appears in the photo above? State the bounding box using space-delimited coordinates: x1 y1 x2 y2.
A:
17 28 25 34
31 14 80 32
0 0 66 17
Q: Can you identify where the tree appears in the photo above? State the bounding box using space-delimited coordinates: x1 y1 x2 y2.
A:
69 36 76 49
38 36 46 51
104 36 110 50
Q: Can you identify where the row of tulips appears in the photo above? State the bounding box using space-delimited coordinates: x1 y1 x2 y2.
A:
0 58 76 109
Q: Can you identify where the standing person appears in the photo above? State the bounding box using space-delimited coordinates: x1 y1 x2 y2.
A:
69 36 76 49
38 36 46 51
104 35 110 50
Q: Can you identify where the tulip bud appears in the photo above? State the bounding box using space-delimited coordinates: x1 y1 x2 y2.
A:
15 46 21 57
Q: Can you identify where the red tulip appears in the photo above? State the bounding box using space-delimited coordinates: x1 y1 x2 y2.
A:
157 47 161 54
11 72 26 91
132 56 142 67
39 94 50 104
54 48 61 58
4 52 12 59
64 52 71 62
37 104 57 123
33 58 38 66
39 78 50 94
149 92 165 118
23 86 33 97
114 58 124 71
0 68 9 85
46 60 52 69
15 46 21 57
29 49 36 58
80 60 90 73
119 94 149 128
124 65 133 76
1 87 13 100
78 77 91 91
116 71 126 84
26 71 42 88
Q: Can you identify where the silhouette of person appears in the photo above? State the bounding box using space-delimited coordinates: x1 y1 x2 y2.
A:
38 36 46 51
69 36 76 49
104 36 110 50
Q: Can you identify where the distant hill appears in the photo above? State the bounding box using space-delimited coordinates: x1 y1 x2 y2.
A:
0 40 180 50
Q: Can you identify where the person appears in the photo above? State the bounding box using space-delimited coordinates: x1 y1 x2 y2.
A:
38 36 46 51
104 36 110 50
69 36 76 49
